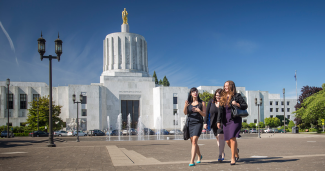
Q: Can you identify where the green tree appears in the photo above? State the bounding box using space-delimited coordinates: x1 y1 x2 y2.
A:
288 120 295 129
273 117 281 127
199 91 214 105
153 71 158 84
158 79 163 85
264 117 273 127
259 122 265 128
242 122 249 128
27 95 64 131
162 76 168 86
249 123 256 128
293 83 325 129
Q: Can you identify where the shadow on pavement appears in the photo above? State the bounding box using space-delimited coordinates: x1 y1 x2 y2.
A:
0 138 66 148
239 157 299 164
0 156 24 160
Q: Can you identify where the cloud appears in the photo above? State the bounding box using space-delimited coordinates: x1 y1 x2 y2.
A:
0 21 19 66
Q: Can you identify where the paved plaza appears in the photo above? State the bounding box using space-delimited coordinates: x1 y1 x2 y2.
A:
1 133 325 171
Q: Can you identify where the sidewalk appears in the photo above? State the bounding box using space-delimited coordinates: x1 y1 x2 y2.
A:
1 134 325 170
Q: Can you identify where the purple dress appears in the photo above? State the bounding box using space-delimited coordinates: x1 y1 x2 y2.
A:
223 103 242 141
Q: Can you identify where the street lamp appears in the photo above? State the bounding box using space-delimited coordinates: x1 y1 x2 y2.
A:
255 97 262 138
6 78 10 138
37 32 62 147
283 88 286 133
72 93 83 142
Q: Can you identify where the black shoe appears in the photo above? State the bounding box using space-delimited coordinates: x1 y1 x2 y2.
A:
237 148 239 154
230 162 236 165
235 155 240 161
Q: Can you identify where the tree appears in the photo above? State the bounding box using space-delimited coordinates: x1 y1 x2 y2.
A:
199 91 214 105
153 71 158 84
162 76 168 86
158 79 163 85
288 120 295 129
249 123 256 128
259 122 265 128
264 117 273 127
293 83 325 129
275 115 288 126
27 95 64 131
166 78 170 86
295 85 323 109
242 122 249 128
273 117 281 127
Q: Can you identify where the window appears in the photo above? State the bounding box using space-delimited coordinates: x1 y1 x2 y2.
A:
173 120 178 125
33 94 40 101
281 108 284 112
20 94 27 109
173 97 177 104
275 101 278 105
270 101 273 105
5 112 12 117
287 101 290 105
270 115 273 118
19 111 26 117
287 115 290 119
82 109 87 116
270 108 273 112
276 108 279 112
287 108 290 112
281 101 284 105
254 119 257 123
243 119 247 123
7 94 13 109
173 109 177 115
81 96 87 104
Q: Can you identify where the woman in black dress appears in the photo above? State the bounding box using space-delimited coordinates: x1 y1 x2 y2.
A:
204 88 225 162
217 80 247 165
183 87 206 166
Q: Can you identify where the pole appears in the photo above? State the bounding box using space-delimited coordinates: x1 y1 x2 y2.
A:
7 84 10 138
283 88 286 133
258 104 260 138
48 57 55 147
77 102 79 142
295 70 298 127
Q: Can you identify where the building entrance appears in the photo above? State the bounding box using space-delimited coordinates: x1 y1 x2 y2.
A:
121 100 139 129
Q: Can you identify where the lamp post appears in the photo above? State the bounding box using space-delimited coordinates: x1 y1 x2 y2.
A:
72 93 83 142
37 32 62 147
255 97 262 138
283 88 286 133
6 78 10 138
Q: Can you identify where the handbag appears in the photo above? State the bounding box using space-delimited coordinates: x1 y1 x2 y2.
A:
183 117 190 140
231 96 249 118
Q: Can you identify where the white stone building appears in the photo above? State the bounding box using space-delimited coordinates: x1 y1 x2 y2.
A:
0 21 297 131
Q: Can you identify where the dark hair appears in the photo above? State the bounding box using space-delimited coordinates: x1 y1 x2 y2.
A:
220 80 237 106
212 88 223 103
187 87 202 104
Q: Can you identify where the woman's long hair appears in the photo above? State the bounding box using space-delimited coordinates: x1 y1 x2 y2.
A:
212 88 223 103
187 87 202 104
220 80 237 106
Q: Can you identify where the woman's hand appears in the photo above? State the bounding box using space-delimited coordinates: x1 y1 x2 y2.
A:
217 123 221 129
232 101 240 107
204 124 207 129
192 106 201 113
185 100 189 107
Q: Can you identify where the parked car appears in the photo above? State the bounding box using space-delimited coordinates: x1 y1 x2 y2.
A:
29 131 49 137
88 130 105 136
143 128 155 135
169 129 182 135
54 131 69 137
155 129 169 135
201 129 210 134
1 131 14 138
129 128 137 135
278 129 286 133
72 131 87 136
241 129 249 133
122 129 128 135
273 128 279 133
250 129 257 133
110 129 122 136
264 128 273 133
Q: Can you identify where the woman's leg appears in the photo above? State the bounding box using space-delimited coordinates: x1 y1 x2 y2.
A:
196 143 201 162
230 137 237 163
190 136 199 164
226 140 231 148
235 139 239 158
218 134 225 156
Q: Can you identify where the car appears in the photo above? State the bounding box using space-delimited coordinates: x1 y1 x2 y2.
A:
264 128 273 133
54 130 69 137
272 128 279 133
278 129 286 133
201 129 210 134
250 129 257 133
88 130 105 136
110 129 122 136
241 129 249 133
1 131 14 138
122 129 128 135
155 129 169 135
143 128 155 135
169 129 182 135
72 131 87 136
29 131 49 137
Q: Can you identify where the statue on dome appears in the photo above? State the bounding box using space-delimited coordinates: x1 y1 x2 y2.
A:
122 8 128 24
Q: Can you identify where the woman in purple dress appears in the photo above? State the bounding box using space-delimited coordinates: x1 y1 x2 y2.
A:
217 80 247 165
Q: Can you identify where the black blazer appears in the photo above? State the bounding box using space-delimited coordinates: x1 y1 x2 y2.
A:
217 93 248 124
204 99 220 127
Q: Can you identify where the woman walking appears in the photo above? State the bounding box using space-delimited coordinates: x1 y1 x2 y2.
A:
204 88 225 162
217 80 247 165
183 87 206 166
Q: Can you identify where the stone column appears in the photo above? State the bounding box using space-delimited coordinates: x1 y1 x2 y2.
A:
122 35 126 70
142 39 145 71
109 37 113 70
103 39 106 71
114 36 119 69
130 36 133 70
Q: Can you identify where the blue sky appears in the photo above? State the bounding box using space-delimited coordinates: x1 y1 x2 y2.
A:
1 0 324 99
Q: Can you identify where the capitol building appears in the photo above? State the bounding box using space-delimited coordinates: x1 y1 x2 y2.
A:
0 9 297 131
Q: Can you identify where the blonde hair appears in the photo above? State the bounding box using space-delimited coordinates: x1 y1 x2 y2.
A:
220 80 236 106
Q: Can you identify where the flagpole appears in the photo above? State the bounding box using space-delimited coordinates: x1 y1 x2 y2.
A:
295 70 298 127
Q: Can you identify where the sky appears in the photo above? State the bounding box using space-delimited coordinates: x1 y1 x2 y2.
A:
0 0 325 99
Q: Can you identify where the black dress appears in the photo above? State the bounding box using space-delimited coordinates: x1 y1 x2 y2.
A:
187 103 203 137
204 99 223 136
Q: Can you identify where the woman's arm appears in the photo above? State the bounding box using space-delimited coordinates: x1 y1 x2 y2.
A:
183 100 189 115
236 94 248 110
217 106 223 129
200 101 206 117
204 100 211 124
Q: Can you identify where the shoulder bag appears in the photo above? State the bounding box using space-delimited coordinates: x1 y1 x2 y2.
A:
231 95 249 118
183 116 190 140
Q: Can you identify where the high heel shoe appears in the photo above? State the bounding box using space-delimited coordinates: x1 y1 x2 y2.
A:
230 162 236 165
235 155 240 161
189 163 195 166
196 155 202 163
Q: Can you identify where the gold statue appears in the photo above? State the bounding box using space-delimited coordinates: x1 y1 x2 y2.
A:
122 8 128 24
